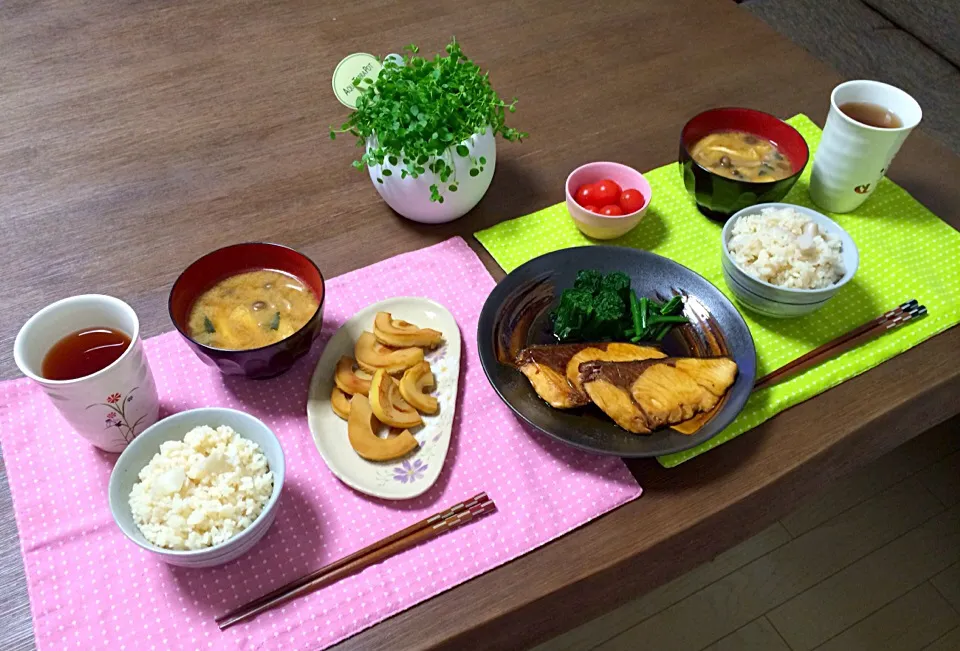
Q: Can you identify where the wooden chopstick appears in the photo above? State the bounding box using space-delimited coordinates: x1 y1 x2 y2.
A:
216 493 496 630
216 491 487 624
754 300 926 391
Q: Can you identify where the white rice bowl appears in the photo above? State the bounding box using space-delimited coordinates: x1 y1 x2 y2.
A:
726 206 845 289
128 424 274 551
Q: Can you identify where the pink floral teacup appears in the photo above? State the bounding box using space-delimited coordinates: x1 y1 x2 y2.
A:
14 295 160 453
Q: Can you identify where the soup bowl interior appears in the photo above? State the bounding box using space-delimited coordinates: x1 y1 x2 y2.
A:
169 243 325 379
679 108 810 221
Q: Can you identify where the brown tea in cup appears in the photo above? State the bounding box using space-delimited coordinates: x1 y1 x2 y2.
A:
838 102 903 129
41 327 131 381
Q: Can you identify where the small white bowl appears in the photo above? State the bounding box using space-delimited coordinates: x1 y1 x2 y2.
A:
108 407 285 568
721 202 859 318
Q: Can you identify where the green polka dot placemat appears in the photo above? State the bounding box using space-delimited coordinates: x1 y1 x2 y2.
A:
475 114 960 468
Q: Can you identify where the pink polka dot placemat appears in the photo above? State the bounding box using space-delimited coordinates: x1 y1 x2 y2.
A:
0 237 641 651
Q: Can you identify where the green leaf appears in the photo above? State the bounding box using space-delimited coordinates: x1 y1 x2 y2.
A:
377 177 384 184
469 168 479 177
479 156 486 164
269 312 280 331
382 169 392 176
455 144 469 157
203 316 216 334
449 184 458 192
330 37 526 204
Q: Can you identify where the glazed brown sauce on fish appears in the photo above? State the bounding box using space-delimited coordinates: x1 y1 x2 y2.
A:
41 327 131 380
578 358 676 388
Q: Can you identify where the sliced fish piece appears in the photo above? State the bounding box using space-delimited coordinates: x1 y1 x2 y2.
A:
579 357 738 434
674 358 738 396
516 343 597 408
519 363 586 409
669 357 739 434
671 410 713 435
516 342 665 409
628 363 720 428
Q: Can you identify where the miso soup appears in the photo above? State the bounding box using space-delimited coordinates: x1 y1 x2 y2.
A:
690 130 794 182
187 270 319 350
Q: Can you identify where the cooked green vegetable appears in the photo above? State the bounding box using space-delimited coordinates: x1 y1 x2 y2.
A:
552 289 595 341
653 323 672 341
591 290 627 339
203 316 216 334
649 314 689 324
630 292 643 337
552 270 690 343
601 271 631 302
630 295 689 342
660 295 683 316
573 269 603 294
269 312 281 331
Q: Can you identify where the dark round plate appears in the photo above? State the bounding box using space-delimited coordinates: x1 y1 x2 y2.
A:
477 246 756 457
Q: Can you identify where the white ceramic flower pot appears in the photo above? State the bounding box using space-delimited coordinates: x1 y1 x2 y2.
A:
366 129 496 224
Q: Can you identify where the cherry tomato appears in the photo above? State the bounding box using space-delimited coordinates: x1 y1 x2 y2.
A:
582 205 599 213
574 183 598 207
619 188 646 214
600 204 624 216
593 179 622 206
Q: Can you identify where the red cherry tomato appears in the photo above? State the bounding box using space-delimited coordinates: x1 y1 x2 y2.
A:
600 204 624 216
582 205 599 213
574 183 598 207
593 179 622 206
619 188 646 214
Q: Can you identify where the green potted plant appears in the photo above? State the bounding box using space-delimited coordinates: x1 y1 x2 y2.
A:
331 38 527 224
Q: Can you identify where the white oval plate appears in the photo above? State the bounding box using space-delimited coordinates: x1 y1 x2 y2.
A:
306 297 461 500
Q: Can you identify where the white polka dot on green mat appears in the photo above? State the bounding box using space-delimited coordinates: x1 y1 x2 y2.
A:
475 114 960 468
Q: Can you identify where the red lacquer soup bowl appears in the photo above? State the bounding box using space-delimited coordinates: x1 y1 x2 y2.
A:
169 243 325 379
679 107 809 221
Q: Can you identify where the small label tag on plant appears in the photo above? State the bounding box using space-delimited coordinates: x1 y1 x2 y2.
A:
332 53 382 109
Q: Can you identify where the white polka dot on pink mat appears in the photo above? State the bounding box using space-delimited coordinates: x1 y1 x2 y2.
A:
0 237 641 651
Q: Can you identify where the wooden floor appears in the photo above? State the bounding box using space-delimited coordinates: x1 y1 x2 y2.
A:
534 416 960 651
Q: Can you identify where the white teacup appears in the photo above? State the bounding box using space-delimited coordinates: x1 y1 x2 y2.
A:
809 80 922 213
14 295 160 453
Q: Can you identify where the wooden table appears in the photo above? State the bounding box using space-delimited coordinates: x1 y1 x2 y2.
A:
2 0 959 649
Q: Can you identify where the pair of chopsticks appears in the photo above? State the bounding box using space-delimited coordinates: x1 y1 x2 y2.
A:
754 299 927 391
216 492 496 630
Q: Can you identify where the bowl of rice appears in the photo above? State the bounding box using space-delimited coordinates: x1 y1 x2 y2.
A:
721 203 859 318
108 407 285 568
